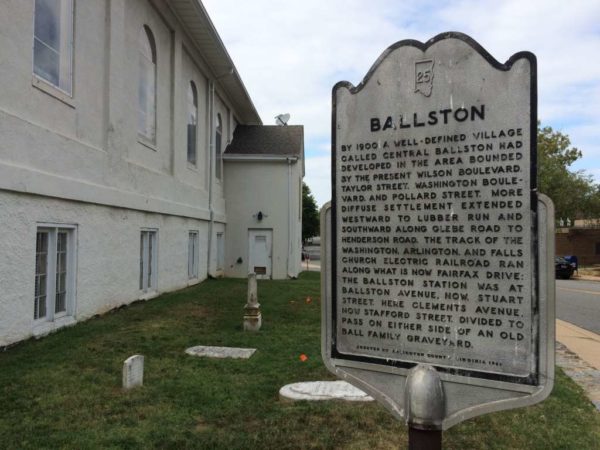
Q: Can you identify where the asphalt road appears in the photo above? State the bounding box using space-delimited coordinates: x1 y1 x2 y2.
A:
556 279 600 334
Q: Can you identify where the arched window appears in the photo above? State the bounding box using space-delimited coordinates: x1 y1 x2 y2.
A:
215 113 222 180
187 81 198 164
138 26 156 141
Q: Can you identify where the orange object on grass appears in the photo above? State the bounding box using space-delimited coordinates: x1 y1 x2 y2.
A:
299 354 308 362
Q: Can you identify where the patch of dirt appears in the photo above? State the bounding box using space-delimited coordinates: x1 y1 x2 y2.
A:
171 303 210 319
194 417 211 433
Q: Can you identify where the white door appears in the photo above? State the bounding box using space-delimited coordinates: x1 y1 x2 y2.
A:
248 229 272 279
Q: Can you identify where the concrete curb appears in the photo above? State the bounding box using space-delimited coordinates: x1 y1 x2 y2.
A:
555 341 600 412
556 320 600 370
556 320 600 411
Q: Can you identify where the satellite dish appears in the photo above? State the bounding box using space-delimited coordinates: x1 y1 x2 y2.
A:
275 113 290 126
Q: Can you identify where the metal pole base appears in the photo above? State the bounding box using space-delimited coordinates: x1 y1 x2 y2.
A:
406 364 445 449
409 427 442 450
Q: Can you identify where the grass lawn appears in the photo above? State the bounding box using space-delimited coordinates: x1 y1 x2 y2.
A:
1 272 599 449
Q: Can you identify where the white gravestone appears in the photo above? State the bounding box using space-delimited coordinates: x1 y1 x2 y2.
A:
122 355 144 390
185 345 256 359
279 381 374 402
244 273 262 331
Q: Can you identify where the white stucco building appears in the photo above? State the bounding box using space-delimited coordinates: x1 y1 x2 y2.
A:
224 125 304 279
0 0 304 347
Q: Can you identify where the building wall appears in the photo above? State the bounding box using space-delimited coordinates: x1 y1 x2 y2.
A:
0 190 212 347
0 0 108 150
180 47 210 191
556 229 600 265
0 0 246 346
223 159 302 279
0 0 237 221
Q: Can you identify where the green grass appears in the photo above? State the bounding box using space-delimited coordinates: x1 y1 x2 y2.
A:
1 272 599 449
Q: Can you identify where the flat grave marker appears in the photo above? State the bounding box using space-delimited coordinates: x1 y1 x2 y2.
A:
279 381 374 402
185 345 257 359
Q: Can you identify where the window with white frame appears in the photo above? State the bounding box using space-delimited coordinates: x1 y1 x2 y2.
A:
33 0 74 94
34 226 76 321
215 113 222 180
188 231 199 279
139 230 158 292
216 232 224 271
187 82 198 165
138 26 157 142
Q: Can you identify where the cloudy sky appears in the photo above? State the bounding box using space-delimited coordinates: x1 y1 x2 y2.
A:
203 0 600 207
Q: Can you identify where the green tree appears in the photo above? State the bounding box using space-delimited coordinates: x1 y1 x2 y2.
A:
302 182 319 242
537 123 600 221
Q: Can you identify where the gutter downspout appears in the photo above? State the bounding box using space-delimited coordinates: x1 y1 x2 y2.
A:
287 157 294 278
207 81 215 277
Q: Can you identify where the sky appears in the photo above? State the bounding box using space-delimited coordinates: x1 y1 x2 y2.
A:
202 0 600 207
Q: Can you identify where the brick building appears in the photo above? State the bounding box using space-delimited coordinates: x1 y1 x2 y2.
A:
556 226 600 265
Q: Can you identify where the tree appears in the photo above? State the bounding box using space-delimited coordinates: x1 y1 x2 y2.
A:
537 124 600 221
302 182 319 242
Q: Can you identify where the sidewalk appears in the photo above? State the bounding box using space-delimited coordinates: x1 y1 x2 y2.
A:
555 274 600 410
556 320 600 411
301 260 321 272
574 274 600 282
556 320 600 370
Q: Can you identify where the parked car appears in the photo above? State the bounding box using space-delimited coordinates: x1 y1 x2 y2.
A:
555 256 574 279
563 255 578 272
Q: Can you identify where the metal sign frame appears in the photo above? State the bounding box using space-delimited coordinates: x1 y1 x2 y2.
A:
322 32 554 429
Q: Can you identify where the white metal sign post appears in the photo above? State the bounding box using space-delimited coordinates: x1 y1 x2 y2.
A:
322 32 554 448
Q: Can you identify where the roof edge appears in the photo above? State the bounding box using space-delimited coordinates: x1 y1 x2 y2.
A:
223 154 299 162
168 0 262 124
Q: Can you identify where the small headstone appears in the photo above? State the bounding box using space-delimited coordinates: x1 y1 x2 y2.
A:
244 273 262 331
279 381 374 402
122 355 144 390
185 345 256 359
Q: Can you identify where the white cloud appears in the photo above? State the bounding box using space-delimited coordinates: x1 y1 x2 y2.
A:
203 0 600 205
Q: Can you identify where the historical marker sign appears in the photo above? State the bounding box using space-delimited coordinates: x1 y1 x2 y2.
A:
322 33 554 429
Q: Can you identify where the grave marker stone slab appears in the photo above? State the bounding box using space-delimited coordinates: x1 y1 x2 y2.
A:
279 381 374 402
185 345 256 359
322 32 554 430
122 355 144 390
244 273 262 331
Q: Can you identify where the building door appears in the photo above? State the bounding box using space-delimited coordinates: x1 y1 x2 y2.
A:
248 229 272 279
